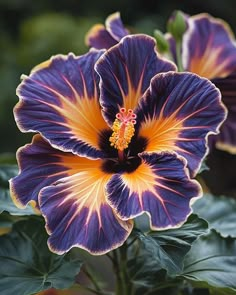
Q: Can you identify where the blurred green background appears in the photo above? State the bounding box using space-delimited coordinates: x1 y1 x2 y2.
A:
1 0 236 194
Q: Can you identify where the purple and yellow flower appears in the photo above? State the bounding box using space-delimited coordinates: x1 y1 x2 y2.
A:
10 35 226 255
85 12 128 49
169 13 236 153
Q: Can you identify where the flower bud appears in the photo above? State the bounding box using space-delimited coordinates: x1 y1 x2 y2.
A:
167 10 187 41
153 29 169 53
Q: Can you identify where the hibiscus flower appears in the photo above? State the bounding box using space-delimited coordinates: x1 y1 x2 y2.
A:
168 12 236 153
10 35 225 254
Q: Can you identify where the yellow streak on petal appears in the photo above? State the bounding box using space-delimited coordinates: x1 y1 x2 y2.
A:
120 160 191 224
122 161 155 192
121 161 157 209
53 156 112 228
52 161 133 248
187 13 236 80
189 47 231 80
28 200 41 214
139 94 210 155
139 115 183 153
123 66 143 111
121 161 174 223
60 153 102 175
60 95 108 150
36 79 108 150
31 60 51 73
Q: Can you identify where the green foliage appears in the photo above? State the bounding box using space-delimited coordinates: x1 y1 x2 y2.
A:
193 193 236 238
181 230 236 291
128 214 208 289
0 217 82 295
18 13 100 69
0 212 13 227
0 212 14 234
128 210 236 294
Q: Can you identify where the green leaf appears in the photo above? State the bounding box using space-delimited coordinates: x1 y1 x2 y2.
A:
128 252 167 289
0 217 82 295
0 165 35 215
209 287 236 295
0 212 13 227
129 214 208 286
181 230 236 291
153 29 170 53
193 193 236 238
191 281 236 295
0 212 13 235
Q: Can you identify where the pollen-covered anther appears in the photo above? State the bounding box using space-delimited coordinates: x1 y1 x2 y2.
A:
109 108 136 151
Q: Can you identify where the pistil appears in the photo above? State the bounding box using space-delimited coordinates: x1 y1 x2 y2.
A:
109 108 136 162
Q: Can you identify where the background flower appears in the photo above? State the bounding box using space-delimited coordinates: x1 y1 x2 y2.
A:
85 12 128 49
168 12 236 154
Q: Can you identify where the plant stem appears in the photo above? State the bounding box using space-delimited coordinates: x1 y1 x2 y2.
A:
113 242 131 295
113 249 123 294
83 266 105 294
176 40 184 72
120 244 129 295
126 236 137 248
106 252 116 264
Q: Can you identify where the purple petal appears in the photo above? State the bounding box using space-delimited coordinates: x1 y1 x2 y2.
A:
85 24 118 49
182 13 236 79
137 72 226 176
105 12 129 41
165 33 177 63
39 167 133 255
15 51 109 159
212 73 236 153
85 12 128 50
95 34 177 125
9 135 106 208
107 152 201 229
